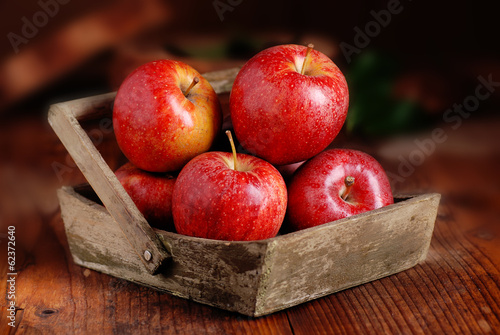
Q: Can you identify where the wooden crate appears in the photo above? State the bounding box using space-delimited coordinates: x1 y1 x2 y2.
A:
48 67 440 317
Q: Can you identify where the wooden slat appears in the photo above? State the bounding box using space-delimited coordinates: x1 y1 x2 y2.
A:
57 186 269 316
49 104 168 274
57 183 439 316
255 194 440 316
47 67 239 275
278 135 500 334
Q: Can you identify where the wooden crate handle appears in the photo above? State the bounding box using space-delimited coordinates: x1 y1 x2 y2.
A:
48 67 240 275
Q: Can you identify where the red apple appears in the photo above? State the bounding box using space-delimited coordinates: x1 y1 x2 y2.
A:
115 162 176 231
286 149 394 231
229 44 349 165
113 60 222 172
275 160 306 184
172 131 287 241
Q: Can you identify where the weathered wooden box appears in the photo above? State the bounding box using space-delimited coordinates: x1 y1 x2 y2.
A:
49 68 440 317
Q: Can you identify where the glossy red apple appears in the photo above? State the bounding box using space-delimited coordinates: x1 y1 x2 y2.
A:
113 60 222 173
115 162 176 231
275 160 306 184
286 149 394 231
230 44 349 165
172 131 287 241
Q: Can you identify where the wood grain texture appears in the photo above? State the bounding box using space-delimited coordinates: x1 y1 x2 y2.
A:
46 67 240 276
58 183 438 316
1 86 499 333
48 102 170 275
58 186 268 316
4 193 498 334
256 194 440 316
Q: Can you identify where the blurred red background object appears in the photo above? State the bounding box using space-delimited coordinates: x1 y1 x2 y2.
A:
0 0 171 110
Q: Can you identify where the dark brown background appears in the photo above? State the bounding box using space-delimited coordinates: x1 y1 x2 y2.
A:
1 0 499 334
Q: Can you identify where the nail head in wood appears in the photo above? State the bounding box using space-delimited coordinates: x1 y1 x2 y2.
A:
143 250 152 262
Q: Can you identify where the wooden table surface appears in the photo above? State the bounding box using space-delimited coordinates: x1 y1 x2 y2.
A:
1 100 499 334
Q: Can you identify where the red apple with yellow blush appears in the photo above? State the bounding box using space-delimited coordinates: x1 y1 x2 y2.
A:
113 60 222 173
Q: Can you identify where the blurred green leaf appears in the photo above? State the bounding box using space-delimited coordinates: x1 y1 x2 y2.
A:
346 50 429 136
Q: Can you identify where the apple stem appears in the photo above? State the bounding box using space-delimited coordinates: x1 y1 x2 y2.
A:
342 176 355 201
301 44 314 75
225 130 238 171
184 77 199 96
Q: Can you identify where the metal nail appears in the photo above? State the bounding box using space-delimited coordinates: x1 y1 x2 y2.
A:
143 250 152 261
